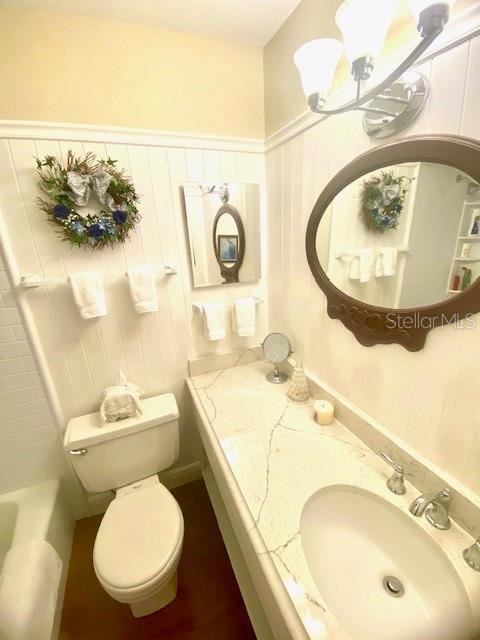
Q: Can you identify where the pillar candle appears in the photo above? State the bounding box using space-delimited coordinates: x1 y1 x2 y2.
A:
313 399 334 426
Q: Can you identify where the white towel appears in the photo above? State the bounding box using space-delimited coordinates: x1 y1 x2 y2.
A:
375 253 384 277
127 266 158 314
202 302 226 341
233 298 256 337
349 250 373 283
69 272 106 319
381 247 397 277
349 255 360 280
0 541 62 640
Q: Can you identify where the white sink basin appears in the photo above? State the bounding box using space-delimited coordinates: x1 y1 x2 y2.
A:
300 485 474 640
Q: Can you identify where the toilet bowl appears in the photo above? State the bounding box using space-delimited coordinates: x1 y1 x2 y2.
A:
64 393 184 617
93 477 184 618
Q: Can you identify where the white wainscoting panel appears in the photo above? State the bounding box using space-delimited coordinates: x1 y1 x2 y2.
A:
0 130 266 475
266 32 480 495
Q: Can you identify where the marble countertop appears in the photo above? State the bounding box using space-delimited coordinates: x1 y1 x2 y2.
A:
187 359 479 640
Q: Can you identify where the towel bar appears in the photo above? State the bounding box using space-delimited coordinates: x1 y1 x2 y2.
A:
192 297 263 313
335 247 409 259
20 266 177 289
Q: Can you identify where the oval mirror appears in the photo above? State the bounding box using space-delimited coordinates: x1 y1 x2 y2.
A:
213 204 245 283
306 136 480 351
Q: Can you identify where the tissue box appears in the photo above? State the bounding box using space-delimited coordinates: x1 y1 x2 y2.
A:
100 372 143 423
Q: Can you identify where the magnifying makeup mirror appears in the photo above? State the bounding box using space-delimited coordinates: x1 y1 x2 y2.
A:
262 333 292 384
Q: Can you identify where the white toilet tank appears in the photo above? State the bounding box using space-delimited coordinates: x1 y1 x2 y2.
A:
64 393 179 493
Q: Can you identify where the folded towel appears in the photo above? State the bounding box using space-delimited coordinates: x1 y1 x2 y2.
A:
202 302 226 341
69 272 106 319
0 541 62 640
349 250 373 283
233 297 256 337
127 266 158 314
359 250 374 283
381 247 397 277
349 255 360 280
375 253 384 278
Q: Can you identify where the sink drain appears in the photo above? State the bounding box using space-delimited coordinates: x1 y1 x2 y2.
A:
383 575 404 598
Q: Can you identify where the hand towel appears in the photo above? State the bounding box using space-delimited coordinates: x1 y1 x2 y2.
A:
127 266 158 313
202 302 226 341
69 272 106 319
375 253 384 277
349 255 360 280
349 250 373 283
233 297 256 337
0 541 62 640
381 247 398 277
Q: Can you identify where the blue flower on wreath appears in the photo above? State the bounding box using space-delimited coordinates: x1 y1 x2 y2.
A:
72 220 85 236
87 223 104 238
112 209 128 225
53 204 70 219
101 218 116 236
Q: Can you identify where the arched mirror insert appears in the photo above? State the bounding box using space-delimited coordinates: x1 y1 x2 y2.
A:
213 204 245 284
306 136 480 351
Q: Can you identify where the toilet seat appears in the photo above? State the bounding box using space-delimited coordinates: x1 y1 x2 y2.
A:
93 482 184 600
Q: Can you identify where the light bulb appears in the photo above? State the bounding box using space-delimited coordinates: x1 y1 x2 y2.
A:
335 0 399 73
293 38 343 103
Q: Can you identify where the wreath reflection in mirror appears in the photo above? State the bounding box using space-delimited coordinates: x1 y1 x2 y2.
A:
360 171 412 232
36 150 141 249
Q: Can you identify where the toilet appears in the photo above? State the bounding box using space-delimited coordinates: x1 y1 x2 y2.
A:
64 393 184 618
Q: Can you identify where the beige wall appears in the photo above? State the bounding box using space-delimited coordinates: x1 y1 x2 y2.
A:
264 0 474 137
0 9 264 138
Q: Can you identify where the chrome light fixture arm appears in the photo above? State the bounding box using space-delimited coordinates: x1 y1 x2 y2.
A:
307 32 437 117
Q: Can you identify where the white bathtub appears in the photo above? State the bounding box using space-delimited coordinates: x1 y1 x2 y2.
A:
0 479 75 640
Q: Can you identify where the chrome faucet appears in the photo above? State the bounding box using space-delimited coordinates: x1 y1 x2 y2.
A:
380 452 406 495
463 538 480 571
409 488 451 530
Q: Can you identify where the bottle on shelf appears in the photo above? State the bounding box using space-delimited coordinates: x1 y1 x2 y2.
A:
462 267 473 291
452 272 461 291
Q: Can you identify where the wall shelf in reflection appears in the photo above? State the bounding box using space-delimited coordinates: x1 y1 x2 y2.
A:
454 257 480 262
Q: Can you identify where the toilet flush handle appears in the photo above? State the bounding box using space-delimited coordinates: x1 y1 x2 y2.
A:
69 448 88 456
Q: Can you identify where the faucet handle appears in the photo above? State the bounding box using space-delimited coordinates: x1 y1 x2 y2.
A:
380 451 404 474
380 451 406 495
463 538 480 571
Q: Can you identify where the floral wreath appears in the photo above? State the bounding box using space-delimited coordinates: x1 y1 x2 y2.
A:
36 151 141 248
360 170 412 232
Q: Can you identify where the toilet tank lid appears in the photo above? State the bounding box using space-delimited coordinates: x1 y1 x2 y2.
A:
63 393 179 450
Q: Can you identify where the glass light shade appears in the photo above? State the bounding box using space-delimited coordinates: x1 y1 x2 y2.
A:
409 0 455 20
293 38 343 99
335 0 400 65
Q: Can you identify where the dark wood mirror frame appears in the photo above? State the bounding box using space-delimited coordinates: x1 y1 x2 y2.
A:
213 204 245 284
306 135 480 351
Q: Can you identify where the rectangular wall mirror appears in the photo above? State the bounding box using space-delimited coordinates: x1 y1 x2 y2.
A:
182 182 261 288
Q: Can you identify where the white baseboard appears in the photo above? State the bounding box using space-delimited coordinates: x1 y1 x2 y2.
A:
159 461 203 490
85 460 203 517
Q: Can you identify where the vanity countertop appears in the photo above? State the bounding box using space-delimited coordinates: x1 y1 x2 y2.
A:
187 359 478 640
